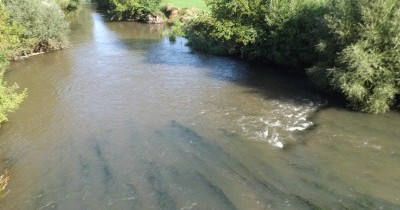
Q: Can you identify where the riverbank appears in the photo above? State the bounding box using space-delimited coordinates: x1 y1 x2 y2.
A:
93 0 205 24
0 0 73 60
0 0 83 197
181 0 400 114
0 0 84 125
91 0 400 114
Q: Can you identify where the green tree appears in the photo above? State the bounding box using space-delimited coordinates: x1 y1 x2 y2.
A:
95 0 162 21
185 0 328 67
311 0 400 113
0 2 24 58
3 0 70 56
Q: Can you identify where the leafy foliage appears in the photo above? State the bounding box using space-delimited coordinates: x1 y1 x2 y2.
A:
56 0 83 13
325 0 400 113
3 0 70 56
0 3 26 125
0 3 24 58
95 0 162 21
0 54 27 124
0 0 74 126
185 0 400 113
186 0 328 67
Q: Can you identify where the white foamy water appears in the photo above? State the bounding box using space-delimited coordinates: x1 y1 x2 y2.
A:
237 99 323 148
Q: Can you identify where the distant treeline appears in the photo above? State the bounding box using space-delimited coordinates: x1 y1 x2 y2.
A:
184 0 400 114
0 0 82 125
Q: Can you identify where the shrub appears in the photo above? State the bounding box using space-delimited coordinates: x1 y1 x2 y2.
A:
95 0 162 21
56 0 82 13
0 54 27 124
185 0 328 68
167 20 184 41
3 0 70 56
310 0 400 113
0 3 24 58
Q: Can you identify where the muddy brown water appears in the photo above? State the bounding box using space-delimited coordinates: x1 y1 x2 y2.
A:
0 7 399 210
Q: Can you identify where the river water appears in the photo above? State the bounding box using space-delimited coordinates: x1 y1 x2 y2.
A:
0 6 399 210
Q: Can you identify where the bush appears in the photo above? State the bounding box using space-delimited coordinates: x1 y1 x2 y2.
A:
0 54 27 124
95 0 162 21
56 0 82 13
0 3 24 58
3 0 70 56
185 0 328 68
309 0 400 113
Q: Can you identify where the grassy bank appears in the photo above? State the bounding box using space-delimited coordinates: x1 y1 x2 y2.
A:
161 0 207 10
94 0 207 23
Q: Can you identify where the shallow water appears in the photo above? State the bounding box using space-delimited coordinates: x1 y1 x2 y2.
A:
0 7 399 210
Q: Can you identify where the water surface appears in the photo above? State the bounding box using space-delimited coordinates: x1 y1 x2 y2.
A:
0 7 399 210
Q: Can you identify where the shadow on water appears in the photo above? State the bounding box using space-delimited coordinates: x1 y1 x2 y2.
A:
94 9 322 109
109 31 326 148
92 140 113 186
94 22 399 209
123 36 323 107
145 161 177 210
153 120 400 209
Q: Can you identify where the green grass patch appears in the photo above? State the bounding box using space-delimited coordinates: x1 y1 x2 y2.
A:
161 0 207 10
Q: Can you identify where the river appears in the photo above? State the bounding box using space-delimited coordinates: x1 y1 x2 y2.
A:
0 6 399 210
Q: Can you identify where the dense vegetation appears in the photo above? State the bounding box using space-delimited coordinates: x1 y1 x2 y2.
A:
184 0 400 113
95 0 162 21
56 0 83 13
1 0 71 58
0 55 26 125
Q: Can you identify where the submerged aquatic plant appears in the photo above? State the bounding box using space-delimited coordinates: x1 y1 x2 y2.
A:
0 170 10 198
